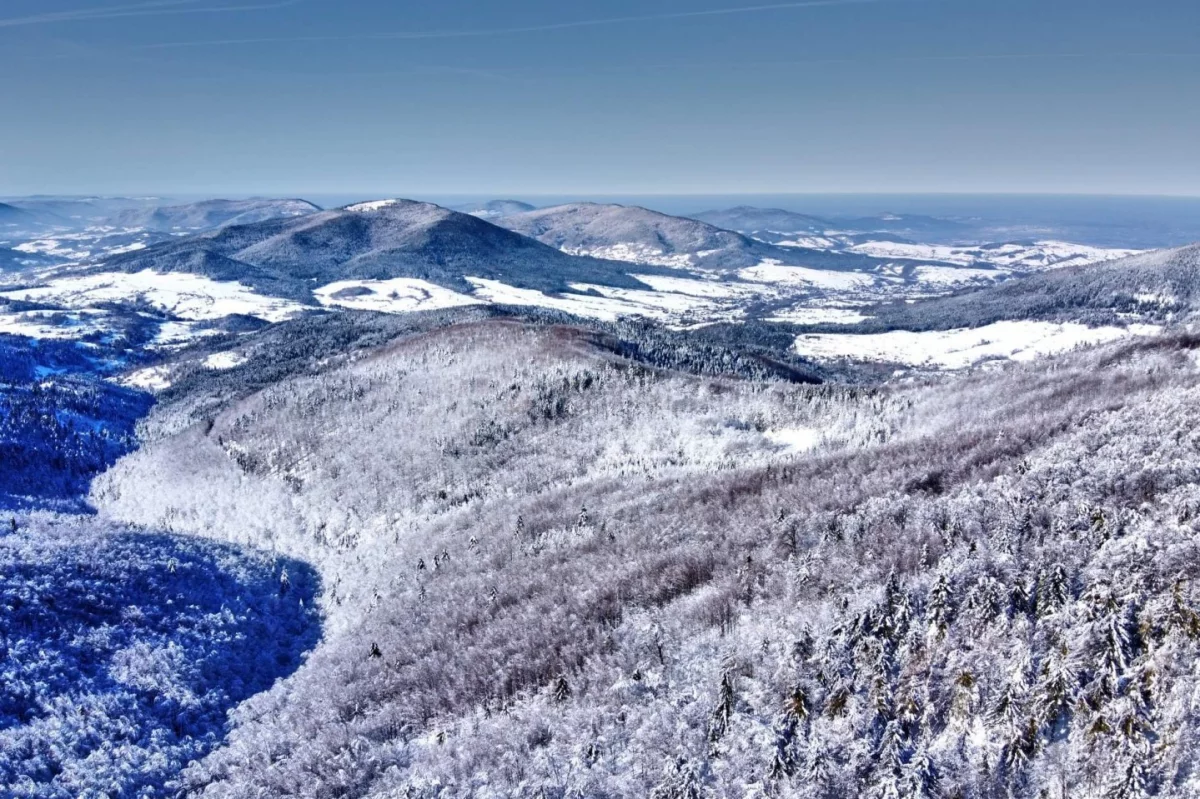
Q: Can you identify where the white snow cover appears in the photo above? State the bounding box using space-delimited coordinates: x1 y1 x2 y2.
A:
738 260 877 291
793 321 1161 370
117 365 174 391
467 277 719 324
0 270 307 323
772 236 839 250
911 265 1004 286
0 308 112 340
344 199 402 212
848 240 1140 270
765 306 872 325
763 427 821 453
629 273 770 300
150 321 224 349
314 278 483 313
563 244 698 269
202 351 248 370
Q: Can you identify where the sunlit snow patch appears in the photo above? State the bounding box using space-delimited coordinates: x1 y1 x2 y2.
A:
848 240 1141 271
344 199 402 212
910 265 1003 286
0 308 112 340
0 270 306 323
765 307 872 325
772 236 840 250
630 273 771 300
763 427 821 453
202 351 248 370
314 278 482 313
563 243 698 269
467 277 713 324
118 365 175 391
739 260 877 291
793 321 1161 370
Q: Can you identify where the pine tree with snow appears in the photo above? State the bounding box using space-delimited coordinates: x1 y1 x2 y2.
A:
552 675 571 703
708 669 736 746
928 572 953 641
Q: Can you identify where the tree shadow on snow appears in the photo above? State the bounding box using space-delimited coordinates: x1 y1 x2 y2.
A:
0 525 322 797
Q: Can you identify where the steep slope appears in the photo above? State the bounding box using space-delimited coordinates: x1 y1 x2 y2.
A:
102 199 659 298
494 202 879 272
92 321 1200 798
114 198 320 232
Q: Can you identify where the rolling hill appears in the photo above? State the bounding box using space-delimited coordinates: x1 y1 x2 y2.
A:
849 242 1200 332
493 202 885 272
688 205 832 238
102 199 663 299
114 198 321 232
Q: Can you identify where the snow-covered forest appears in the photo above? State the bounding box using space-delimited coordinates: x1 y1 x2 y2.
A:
4 205 1200 798
67 317 1200 798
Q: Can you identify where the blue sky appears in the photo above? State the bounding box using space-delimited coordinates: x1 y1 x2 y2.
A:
1 0 1197 196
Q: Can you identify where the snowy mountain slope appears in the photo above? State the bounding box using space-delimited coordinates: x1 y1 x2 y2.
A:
846 239 1140 270
845 243 1200 334
692 205 1140 273
113 198 321 232
793 319 1161 369
494 202 885 274
89 320 1200 798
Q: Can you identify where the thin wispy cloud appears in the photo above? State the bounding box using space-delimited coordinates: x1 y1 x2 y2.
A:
137 0 900 49
0 0 306 29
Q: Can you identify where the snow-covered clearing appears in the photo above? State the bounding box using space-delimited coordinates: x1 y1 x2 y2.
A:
0 270 307 323
563 243 698 269
117 365 174 391
911 265 1004 286
738 260 877 290
772 236 839 249
0 308 112 339
848 240 1140 271
763 426 821 453
344 199 401 212
314 278 482 313
203 351 248 370
793 320 1161 370
765 306 872 325
467 277 721 324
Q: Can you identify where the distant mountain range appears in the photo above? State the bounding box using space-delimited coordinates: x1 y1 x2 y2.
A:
0 202 41 233
114 199 321 232
451 199 537 219
838 243 1200 333
102 199 662 299
688 206 831 237
493 202 885 272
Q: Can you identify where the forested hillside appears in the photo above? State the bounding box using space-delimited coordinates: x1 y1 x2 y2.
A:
87 318 1200 798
